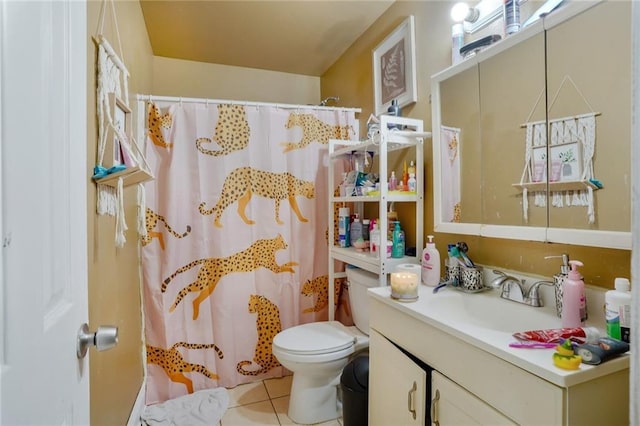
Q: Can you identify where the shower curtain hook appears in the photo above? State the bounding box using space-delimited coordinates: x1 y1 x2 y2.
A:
179 97 183 107
205 99 209 109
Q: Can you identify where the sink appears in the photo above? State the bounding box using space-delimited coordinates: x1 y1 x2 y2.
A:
424 288 561 333
460 291 561 332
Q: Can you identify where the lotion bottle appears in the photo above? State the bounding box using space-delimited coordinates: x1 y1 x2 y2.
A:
605 278 632 343
561 260 587 328
421 235 441 286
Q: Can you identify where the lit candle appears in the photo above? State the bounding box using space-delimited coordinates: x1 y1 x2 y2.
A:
391 272 419 300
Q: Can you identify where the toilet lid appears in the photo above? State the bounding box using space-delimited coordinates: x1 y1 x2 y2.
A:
273 321 356 355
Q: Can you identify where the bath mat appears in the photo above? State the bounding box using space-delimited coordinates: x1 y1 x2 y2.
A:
141 387 229 425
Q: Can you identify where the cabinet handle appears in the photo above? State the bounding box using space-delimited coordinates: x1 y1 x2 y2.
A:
407 381 417 420
431 389 440 426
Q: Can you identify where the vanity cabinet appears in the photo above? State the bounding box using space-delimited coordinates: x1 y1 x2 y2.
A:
431 371 515 425
327 116 430 309
369 329 428 426
368 289 629 425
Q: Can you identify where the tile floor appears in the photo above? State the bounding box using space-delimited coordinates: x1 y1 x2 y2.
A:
221 375 343 426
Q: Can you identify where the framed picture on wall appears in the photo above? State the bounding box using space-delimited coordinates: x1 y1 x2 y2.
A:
372 15 418 115
107 93 133 168
550 141 582 182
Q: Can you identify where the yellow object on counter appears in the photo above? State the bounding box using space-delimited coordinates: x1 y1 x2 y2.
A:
552 339 582 370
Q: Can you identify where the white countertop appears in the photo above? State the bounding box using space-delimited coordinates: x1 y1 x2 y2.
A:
368 284 629 388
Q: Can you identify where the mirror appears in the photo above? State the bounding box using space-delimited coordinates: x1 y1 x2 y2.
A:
432 1 631 249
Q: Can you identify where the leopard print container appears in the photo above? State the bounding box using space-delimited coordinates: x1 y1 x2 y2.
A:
460 266 484 291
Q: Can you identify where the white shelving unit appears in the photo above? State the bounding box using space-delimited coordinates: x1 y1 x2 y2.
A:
328 115 431 320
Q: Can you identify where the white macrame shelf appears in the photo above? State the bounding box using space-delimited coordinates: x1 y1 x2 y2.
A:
512 180 599 192
94 92 153 188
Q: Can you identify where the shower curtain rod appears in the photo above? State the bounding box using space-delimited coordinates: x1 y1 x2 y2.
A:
136 94 361 113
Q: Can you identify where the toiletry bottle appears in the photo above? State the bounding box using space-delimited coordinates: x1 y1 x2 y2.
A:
408 160 416 176
545 254 570 318
451 23 464 64
402 161 409 190
421 235 441 286
338 207 350 248
504 0 521 35
387 203 398 240
349 214 363 247
407 173 417 192
389 171 397 191
605 278 632 343
561 260 587 328
387 99 401 129
370 222 381 258
391 221 405 258
362 218 370 248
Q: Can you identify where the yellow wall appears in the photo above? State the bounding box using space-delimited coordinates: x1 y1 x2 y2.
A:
321 1 631 287
87 1 153 424
152 56 320 104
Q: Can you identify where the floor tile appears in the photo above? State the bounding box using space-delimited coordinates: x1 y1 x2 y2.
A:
226 381 270 408
272 396 342 426
264 375 293 399
220 400 280 425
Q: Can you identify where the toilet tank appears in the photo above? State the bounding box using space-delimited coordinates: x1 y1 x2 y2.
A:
346 267 382 335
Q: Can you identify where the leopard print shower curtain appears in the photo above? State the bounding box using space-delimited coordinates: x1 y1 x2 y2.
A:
140 99 358 404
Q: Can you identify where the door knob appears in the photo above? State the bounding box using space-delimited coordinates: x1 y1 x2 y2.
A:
76 323 118 359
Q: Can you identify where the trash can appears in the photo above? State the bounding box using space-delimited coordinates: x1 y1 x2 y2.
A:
340 354 369 426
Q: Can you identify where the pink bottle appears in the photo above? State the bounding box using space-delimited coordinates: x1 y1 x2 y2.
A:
561 260 587 328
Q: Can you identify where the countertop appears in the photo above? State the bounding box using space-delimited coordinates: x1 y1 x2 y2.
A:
368 284 630 388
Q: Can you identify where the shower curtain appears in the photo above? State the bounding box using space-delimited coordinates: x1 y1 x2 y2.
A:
140 98 358 404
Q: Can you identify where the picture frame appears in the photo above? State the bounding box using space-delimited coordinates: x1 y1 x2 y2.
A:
530 145 547 182
107 93 133 168
550 141 582 182
372 15 417 116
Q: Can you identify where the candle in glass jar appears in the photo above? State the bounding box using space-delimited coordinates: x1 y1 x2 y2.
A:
390 272 419 301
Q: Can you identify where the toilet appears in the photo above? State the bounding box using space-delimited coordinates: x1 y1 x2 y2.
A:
272 267 379 425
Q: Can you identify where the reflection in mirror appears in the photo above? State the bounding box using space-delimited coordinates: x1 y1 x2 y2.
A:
479 31 546 229
438 65 481 225
545 1 630 234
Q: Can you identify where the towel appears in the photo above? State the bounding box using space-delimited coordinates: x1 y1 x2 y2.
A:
141 388 229 426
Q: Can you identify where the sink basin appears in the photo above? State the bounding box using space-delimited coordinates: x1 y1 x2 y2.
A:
424 288 561 333
460 291 561 332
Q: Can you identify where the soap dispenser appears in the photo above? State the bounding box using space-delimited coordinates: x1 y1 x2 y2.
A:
545 254 570 318
421 235 441 287
561 260 588 328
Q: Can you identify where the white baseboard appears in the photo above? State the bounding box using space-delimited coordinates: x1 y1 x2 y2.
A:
127 380 146 426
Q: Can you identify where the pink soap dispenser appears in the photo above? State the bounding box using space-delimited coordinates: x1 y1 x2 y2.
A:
561 260 588 328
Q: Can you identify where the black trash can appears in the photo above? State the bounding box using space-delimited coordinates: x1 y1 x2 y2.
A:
340 354 369 426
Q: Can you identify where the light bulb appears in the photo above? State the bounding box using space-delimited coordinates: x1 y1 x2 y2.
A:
451 2 470 22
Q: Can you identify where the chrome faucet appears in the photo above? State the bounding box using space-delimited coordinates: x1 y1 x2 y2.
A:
491 270 556 307
490 270 525 303
524 280 555 307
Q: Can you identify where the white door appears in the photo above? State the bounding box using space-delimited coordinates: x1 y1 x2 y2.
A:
0 0 89 424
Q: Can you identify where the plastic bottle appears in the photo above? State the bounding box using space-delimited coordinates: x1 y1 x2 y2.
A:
451 23 464 64
407 173 417 192
408 160 416 176
605 278 632 343
504 0 521 35
561 260 587 328
349 214 363 247
370 222 381 258
338 207 350 248
362 219 370 245
391 221 405 258
421 235 441 286
389 171 398 191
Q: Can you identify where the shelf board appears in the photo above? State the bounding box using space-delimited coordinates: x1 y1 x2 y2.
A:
329 131 431 159
331 192 419 203
330 246 418 274
94 166 154 187
511 180 599 192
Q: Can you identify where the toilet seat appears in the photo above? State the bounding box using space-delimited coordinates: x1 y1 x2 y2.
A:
272 321 357 362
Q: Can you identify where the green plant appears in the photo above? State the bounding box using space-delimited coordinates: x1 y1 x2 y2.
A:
558 149 575 163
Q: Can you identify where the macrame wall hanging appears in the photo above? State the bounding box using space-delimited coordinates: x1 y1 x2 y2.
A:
518 76 601 224
92 0 153 247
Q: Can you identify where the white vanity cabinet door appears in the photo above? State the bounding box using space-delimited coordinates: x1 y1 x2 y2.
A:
431 371 515 426
369 329 427 426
